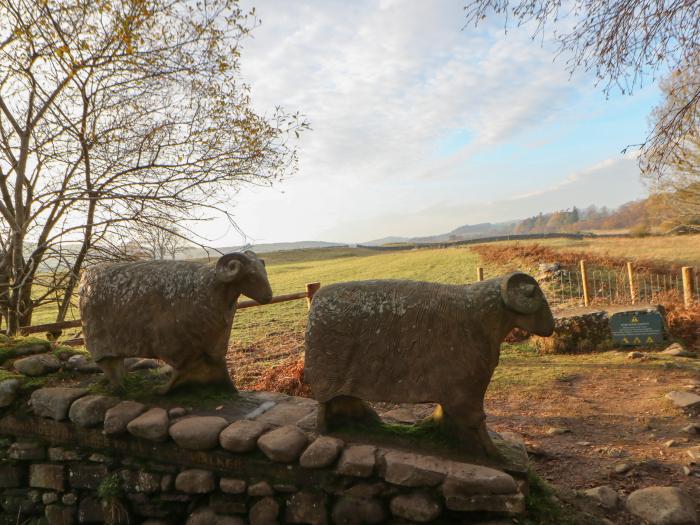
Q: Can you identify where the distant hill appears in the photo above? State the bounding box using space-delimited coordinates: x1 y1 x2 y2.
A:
363 222 514 246
181 241 347 260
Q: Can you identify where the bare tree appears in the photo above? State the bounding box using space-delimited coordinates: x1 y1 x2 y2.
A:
133 218 187 260
0 0 306 334
643 58 700 231
463 0 700 170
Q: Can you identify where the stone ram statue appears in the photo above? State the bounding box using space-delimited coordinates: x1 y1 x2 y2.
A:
304 272 554 459
79 251 272 394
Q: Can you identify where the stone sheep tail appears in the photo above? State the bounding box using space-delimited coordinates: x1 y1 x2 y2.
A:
304 272 554 460
79 251 272 395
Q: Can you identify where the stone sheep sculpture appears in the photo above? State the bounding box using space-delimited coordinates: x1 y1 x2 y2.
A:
304 272 554 459
79 251 272 394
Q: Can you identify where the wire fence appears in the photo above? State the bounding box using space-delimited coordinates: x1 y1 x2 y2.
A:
536 265 696 309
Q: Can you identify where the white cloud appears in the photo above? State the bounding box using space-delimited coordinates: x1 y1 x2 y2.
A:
196 0 653 245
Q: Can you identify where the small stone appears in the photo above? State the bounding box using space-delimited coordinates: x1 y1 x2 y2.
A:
687 446 700 462
127 408 169 442
14 353 60 376
682 423 700 435
66 354 101 372
628 351 644 359
286 492 327 525
299 436 344 469
546 427 571 436
168 407 187 418
0 379 20 407
257 424 308 462
582 485 618 509
666 391 700 411
249 497 279 525
336 445 377 478
160 474 174 492
614 462 633 474
576 441 592 446
9 441 45 460
662 343 697 358
104 400 147 435
219 419 268 453
665 439 677 448
175 469 215 494
169 416 228 450
627 486 698 525
220 478 246 494
30 387 87 420
390 492 441 523
683 466 693 476
69 394 119 428
248 481 274 497
29 464 65 491
88 452 110 463
62 493 77 505
42 492 58 505
332 496 386 525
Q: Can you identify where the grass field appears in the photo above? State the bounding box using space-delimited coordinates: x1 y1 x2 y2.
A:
498 234 700 268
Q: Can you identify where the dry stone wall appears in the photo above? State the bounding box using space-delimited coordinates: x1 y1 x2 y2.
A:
0 386 528 525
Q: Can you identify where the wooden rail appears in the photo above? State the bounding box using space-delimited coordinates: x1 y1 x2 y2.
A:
19 282 321 346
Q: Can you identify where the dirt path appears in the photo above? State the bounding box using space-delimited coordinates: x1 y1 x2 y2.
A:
486 365 700 523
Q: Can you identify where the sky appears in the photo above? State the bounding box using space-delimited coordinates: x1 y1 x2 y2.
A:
208 0 660 245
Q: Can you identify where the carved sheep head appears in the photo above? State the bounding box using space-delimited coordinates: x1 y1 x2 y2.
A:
500 272 554 336
216 250 273 304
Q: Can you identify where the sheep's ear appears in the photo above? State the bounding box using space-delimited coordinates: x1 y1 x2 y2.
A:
500 272 542 314
216 253 249 283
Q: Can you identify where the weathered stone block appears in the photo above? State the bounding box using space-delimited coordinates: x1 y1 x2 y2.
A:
441 464 518 495
257 425 308 463
69 464 108 490
220 478 246 494
30 387 88 421
286 491 328 525
119 470 161 494
332 496 386 525
626 486 698 525
68 395 119 428
220 419 269 453
389 492 441 523
14 353 61 376
249 497 279 525
175 469 215 494
299 436 343 469
169 416 228 450
126 408 169 442
533 311 611 354
336 445 377 478
103 401 147 435
248 481 274 497
8 440 45 460
30 464 65 491
0 379 20 408
380 450 446 487
48 448 82 461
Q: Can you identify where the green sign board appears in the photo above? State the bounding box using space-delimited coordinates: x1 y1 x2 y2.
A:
609 310 664 346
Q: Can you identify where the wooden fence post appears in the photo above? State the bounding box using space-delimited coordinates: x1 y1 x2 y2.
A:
306 282 321 309
476 267 484 282
580 260 590 307
682 267 694 308
627 262 636 305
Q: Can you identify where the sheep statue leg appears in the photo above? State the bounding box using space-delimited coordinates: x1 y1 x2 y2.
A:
436 402 503 460
157 355 234 395
97 357 127 395
317 396 381 432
